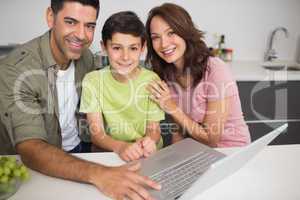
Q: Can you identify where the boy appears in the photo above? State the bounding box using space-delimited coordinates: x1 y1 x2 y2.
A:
80 11 165 161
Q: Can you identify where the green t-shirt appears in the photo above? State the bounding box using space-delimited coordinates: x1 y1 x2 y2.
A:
80 66 165 144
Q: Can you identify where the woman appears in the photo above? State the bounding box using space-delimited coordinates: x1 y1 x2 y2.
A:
145 3 251 147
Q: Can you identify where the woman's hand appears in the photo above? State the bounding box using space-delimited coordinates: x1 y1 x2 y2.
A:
147 80 178 114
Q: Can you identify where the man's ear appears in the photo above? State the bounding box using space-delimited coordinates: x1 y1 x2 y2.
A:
46 7 55 29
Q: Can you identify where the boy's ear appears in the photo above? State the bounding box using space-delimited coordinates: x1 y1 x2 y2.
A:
100 41 107 53
141 41 147 53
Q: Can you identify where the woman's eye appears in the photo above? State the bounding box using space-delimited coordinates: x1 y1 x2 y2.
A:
168 31 175 36
151 36 159 41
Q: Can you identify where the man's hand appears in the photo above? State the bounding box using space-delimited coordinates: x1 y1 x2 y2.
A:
116 142 144 162
92 162 161 200
17 140 161 200
138 137 157 158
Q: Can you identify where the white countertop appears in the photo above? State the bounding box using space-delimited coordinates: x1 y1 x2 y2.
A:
229 61 300 81
10 144 300 200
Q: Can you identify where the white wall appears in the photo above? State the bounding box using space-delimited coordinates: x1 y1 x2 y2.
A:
1 0 299 61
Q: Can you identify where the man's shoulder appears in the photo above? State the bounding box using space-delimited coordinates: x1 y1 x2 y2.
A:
0 35 44 69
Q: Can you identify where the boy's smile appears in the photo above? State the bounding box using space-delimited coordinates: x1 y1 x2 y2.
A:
103 32 145 80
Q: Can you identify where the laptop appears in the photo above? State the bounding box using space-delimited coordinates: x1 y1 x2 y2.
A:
140 123 288 200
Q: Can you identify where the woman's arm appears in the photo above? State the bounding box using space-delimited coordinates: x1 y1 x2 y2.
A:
147 80 229 147
171 98 229 147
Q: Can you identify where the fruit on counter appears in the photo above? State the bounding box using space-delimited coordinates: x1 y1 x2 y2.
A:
0 156 30 194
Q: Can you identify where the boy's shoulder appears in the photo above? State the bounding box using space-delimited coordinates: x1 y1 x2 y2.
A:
140 67 160 80
84 66 110 79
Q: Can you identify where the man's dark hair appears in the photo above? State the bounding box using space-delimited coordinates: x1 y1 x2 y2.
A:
51 0 100 18
102 11 146 46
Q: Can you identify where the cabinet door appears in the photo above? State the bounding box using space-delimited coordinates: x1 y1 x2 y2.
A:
237 81 288 121
247 122 300 145
287 81 300 119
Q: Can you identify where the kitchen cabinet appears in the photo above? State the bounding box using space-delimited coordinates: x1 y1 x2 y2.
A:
237 81 300 144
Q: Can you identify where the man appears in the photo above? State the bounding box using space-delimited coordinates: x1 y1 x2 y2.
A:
0 1 160 199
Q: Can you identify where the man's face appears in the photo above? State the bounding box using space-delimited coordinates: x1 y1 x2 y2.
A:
47 2 97 66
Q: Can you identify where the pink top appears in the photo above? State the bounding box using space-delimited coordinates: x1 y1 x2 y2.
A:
169 57 251 147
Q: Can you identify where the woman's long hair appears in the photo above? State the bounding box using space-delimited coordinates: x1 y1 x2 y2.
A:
145 3 212 87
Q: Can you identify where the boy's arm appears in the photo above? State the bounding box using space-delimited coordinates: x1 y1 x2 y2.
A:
145 121 161 144
87 112 125 153
139 121 162 158
87 113 144 161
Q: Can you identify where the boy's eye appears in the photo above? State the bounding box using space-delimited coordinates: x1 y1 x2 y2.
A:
112 46 121 50
130 47 139 51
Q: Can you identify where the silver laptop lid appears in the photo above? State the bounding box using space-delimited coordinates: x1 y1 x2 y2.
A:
179 123 288 200
140 138 225 177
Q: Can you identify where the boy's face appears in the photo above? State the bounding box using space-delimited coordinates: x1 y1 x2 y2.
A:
103 33 145 76
47 2 97 66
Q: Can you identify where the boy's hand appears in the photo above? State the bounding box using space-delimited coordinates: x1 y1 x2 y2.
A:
138 136 157 158
117 142 144 162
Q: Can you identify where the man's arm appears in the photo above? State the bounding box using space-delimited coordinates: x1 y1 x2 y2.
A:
17 139 161 200
16 139 98 182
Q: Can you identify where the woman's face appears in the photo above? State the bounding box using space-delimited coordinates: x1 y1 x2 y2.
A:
150 16 186 69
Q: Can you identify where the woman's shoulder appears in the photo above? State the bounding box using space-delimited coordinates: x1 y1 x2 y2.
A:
207 56 228 70
205 56 234 81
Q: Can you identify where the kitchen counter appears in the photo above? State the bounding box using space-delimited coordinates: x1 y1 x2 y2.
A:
228 61 300 81
9 145 300 200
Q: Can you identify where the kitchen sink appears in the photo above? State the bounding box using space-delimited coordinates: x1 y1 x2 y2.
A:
262 61 300 71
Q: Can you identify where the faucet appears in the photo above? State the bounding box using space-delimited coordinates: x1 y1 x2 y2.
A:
264 27 289 62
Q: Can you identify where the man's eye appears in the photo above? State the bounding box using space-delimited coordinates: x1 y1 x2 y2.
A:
86 24 96 31
65 20 75 25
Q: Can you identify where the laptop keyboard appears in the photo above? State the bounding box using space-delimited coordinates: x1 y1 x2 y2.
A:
150 151 221 199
